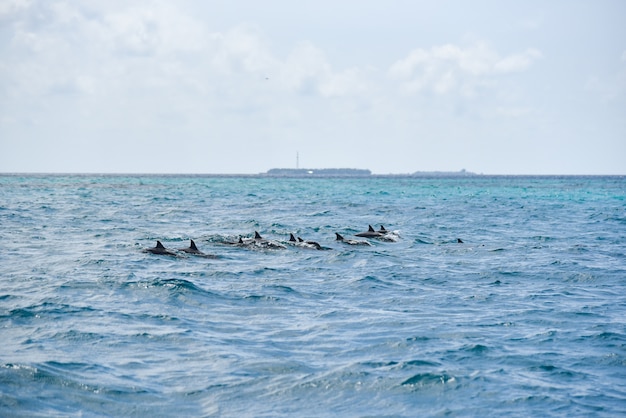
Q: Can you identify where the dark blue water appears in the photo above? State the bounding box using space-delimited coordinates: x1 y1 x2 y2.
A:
1 174 625 417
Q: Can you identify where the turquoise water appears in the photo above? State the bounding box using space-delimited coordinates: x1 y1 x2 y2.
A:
1 174 625 417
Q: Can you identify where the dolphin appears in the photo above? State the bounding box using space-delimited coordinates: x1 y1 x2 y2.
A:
289 233 329 250
335 232 371 246
297 236 324 250
178 239 219 258
231 231 285 249
179 239 202 254
144 240 178 256
221 232 258 246
377 225 400 241
254 231 286 249
222 236 247 246
355 225 384 238
355 225 399 242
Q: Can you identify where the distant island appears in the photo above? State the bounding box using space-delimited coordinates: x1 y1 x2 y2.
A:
409 169 477 177
263 168 476 177
265 168 372 177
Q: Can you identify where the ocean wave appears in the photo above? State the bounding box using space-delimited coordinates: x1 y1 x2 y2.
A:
2 174 625 417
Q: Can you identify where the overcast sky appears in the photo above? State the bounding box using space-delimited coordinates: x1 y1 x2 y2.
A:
1 0 624 174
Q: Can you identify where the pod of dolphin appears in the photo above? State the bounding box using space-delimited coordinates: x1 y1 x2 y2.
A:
143 225 405 257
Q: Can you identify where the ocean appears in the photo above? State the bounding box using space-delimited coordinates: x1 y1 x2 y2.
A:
1 174 625 417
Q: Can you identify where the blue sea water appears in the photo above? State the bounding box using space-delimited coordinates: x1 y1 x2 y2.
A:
0 174 625 417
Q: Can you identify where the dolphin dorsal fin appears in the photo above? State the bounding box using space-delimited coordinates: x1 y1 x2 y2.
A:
238 237 244 244
368 225 375 232
156 241 165 249
298 237 304 242
289 233 297 242
379 225 387 232
190 239 198 250
335 233 344 241
254 231 262 239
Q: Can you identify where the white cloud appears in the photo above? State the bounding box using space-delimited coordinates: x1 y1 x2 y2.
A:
319 67 369 98
3 1 621 175
1 1 369 102
103 9 162 56
389 42 542 95
0 0 30 18
87 3 208 60
208 25 276 75
278 42 367 98
281 42 330 93
494 48 542 73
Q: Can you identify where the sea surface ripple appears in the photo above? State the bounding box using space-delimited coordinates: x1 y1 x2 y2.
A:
1 174 625 417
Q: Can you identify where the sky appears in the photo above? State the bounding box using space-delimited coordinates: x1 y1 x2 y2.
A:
0 0 625 175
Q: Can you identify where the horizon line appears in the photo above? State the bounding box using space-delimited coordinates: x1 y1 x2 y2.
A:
0 171 624 177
